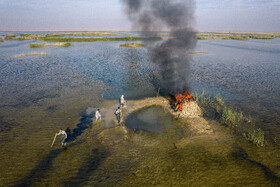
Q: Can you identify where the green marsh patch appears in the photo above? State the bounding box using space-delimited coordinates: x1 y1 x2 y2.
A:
120 43 145 48
41 36 141 42
29 42 71 48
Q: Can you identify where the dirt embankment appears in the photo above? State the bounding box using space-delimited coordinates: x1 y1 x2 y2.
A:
99 96 213 136
127 97 213 135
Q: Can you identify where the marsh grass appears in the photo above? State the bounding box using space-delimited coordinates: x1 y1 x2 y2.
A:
195 92 265 146
4 34 17 40
157 33 173 37
197 32 280 40
120 43 145 48
29 42 71 48
41 36 141 42
46 32 119 37
197 34 250 40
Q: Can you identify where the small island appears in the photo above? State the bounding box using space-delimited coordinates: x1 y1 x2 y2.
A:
29 42 71 48
120 43 145 48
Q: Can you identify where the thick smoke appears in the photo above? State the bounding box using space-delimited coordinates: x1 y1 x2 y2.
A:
122 0 197 95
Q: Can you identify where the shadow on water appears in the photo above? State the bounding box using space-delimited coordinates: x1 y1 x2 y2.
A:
232 145 280 185
63 148 110 187
65 107 95 142
12 107 96 187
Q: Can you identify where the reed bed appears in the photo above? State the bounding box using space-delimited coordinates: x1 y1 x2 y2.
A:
40 36 141 42
120 43 145 48
4 34 17 40
197 32 280 40
195 91 265 146
29 42 71 48
46 32 119 37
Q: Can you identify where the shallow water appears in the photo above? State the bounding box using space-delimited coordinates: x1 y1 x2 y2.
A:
125 106 178 133
0 32 280 185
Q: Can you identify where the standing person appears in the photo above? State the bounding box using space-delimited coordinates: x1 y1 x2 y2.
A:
95 109 102 121
120 95 126 108
115 107 122 123
56 129 67 147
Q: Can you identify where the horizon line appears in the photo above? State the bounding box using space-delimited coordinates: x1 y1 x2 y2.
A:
0 29 279 33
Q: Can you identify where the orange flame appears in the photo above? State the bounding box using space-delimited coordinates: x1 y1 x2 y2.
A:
173 90 194 111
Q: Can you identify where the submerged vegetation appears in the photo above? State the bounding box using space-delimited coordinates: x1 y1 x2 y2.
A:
29 42 71 48
120 43 145 48
195 91 265 146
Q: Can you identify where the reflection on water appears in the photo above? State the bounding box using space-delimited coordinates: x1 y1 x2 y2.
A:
0 32 280 185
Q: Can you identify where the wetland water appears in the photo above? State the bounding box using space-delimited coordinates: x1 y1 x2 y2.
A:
0 32 280 186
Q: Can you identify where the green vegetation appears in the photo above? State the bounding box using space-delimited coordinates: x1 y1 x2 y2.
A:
120 43 145 48
19 34 45 40
197 32 280 40
46 32 119 37
4 34 17 40
195 91 265 146
29 42 71 48
197 34 250 40
41 36 142 42
0 38 3 42
157 33 173 37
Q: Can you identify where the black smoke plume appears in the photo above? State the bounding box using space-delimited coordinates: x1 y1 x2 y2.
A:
122 0 197 95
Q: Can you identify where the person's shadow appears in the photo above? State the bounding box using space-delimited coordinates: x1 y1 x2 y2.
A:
12 107 96 187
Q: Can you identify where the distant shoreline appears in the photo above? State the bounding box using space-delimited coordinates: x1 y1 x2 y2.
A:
0 30 279 33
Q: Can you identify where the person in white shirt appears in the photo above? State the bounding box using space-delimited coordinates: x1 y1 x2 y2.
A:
115 107 122 123
56 129 67 147
95 109 102 121
120 95 126 108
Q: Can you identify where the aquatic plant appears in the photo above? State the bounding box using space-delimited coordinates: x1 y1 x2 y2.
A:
29 42 71 48
46 32 119 37
120 43 145 48
0 38 3 42
249 34 275 39
41 36 142 42
195 92 265 146
244 128 265 147
196 32 280 40
4 34 17 40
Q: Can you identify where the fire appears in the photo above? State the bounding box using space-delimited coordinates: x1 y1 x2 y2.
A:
173 90 194 112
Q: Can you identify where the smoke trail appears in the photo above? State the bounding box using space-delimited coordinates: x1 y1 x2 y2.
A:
122 0 197 95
